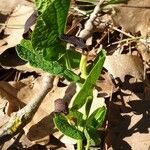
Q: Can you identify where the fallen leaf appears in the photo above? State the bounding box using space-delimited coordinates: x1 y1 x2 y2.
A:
0 4 34 54
0 0 33 15
96 70 118 98
104 54 144 81
112 0 150 36
0 74 54 144
24 83 76 144
0 72 77 145
0 0 19 15
137 42 150 63
0 80 23 116
106 92 150 150
24 85 69 144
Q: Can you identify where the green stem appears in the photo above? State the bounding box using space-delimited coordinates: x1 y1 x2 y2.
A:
80 52 88 79
65 51 71 69
85 140 90 150
77 139 83 150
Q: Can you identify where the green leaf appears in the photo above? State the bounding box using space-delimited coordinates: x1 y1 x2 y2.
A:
66 50 81 68
84 107 106 146
35 0 53 13
71 50 106 110
54 113 85 140
58 50 81 69
16 43 80 81
86 106 106 129
84 127 101 146
16 44 64 75
42 0 70 35
16 0 80 82
63 70 80 82
32 0 71 60
20 39 34 52
31 17 65 60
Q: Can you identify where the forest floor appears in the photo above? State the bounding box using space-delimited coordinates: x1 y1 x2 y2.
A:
0 0 150 150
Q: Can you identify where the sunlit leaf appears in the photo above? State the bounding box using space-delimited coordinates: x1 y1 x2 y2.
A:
54 113 85 140
71 50 106 110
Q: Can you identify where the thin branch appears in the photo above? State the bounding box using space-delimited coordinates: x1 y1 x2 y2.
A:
79 0 105 40
112 27 135 38
0 75 54 145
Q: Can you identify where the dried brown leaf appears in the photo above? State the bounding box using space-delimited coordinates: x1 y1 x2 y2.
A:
0 74 76 145
0 5 34 54
112 0 150 36
104 54 144 81
106 92 150 150
0 0 33 15
96 71 118 97
24 85 69 144
0 75 54 144
24 82 76 144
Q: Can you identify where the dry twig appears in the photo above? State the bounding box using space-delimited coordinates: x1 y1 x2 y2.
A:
79 0 105 40
0 75 54 144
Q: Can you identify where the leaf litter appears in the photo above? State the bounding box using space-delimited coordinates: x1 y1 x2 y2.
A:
0 3 34 54
0 0 150 149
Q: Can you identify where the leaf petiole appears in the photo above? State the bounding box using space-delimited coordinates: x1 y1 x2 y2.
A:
85 139 90 150
65 51 71 69
77 139 83 150
79 52 88 79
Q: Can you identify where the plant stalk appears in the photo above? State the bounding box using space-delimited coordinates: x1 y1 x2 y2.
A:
77 139 83 150
65 51 71 69
79 52 88 79
85 140 90 150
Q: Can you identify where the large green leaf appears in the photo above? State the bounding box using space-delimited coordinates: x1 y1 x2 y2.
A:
17 39 80 81
16 44 64 75
71 50 106 110
31 17 65 60
16 0 80 81
42 0 70 35
54 113 85 140
32 0 71 60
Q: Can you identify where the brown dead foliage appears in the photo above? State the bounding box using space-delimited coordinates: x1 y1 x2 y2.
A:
0 0 150 149
112 0 150 36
